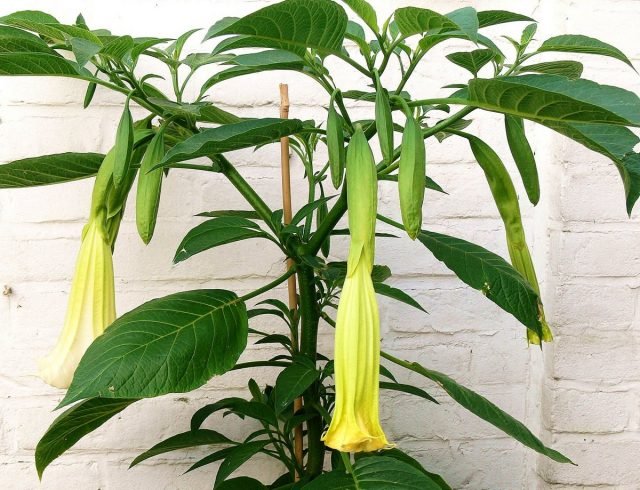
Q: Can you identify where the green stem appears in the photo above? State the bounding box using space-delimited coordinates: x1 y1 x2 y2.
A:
239 267 297 303
297 265 325 476
217 155 277 233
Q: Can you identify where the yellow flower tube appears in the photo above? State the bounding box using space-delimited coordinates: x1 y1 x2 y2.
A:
323 126 390 453
38 153 119 388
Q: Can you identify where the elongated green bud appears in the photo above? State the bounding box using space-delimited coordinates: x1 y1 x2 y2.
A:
327 94 346 189
136 129 165 244
466 133 552 344
398 112 426 240
317 187 331 258
113 96 134 189
504 115 540 205
374 71 394 165
346 125 377 274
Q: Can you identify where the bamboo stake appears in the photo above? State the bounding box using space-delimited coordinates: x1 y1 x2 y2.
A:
279 83 305 478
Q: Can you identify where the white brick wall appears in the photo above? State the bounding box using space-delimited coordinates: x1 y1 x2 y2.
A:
0 1 638 489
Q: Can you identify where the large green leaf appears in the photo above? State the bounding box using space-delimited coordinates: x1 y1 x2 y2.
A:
0 37 56 54
218 477 267 490
304 456 442 489
340 0 378 32
130 429 232 467
357 450 451 490
201 50 305 91
274 362 319 414
59 289 248 407
0 52 85 76
36 398 135 478
205 0 348 56
518 60 583 79
466 75 640 126
394 8 458 37
159 118 304 166
0 152 104 188
476 10 535 28
538 34 634 69
382 356 573 464
174 217 270 263
445 7 478 43
543 121 640 214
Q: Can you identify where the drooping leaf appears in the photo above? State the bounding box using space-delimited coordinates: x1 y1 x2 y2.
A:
217 477 267 490
446 48 495 76
36 398 135 478
191 397 247 431
205 0 348 56
130 429 232 467
383 356 573 464
0 152 104 188
274 362 319 414
215 441 270 487
201 50 305 91
504 115 540 205
340 0 379 32
159 118 304 166
174 217 270 264
59 289 248 407
543 121 640 214
466 75 640 126
518 60 583 79
476 10 535 28
538 34 635 70
380 382 438 404
374 283 427 313
305 456 442 489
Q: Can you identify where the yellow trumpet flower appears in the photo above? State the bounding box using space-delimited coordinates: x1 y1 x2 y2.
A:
323 126 390 453
38 215 116 388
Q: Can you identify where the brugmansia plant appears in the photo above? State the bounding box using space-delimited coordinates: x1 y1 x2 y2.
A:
0 1 638 487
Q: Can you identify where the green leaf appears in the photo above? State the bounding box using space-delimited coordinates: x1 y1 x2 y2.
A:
113 99 134 188
394 8 458 38
378 173 446 194
201 50 304 91
446 48 495 76
538 34 635 70
380 382 438 404
467 75 640 126
504 115 540 205
274 362 319 414
0 52 85 76
476 10 535 28
130 429 232 467
305 456 442 489
36 398 135 478
215 441 270 487
174 217 270 264
0 25 48 43
0 10 59 25
445 7 479 43
217 477 267 490
205 0 348 56
159 118 304 166
357 449 451 490
0 37 56 54
198 210 261 219
411 227 542 335
0 152 104 188
59 289 248 407
340 0 378 32
374 283 427 313
543 121 640 214
70 37 101 66
191 397 247 431
100 35 134 62
291 194 335 226
387 358 573 464
518 60 583 79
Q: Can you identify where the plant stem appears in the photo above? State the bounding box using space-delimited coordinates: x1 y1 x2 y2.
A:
217 155 277 233
297 265 325 476
239 267 297 303
305 188 347 256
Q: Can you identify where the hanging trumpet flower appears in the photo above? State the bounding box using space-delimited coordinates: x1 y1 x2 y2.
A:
323 126 390 453
38 151 123 388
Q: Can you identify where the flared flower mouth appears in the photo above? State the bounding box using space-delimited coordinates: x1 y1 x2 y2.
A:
38 217 116 389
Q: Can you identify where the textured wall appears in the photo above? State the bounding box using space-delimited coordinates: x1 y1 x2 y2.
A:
0 1 638 489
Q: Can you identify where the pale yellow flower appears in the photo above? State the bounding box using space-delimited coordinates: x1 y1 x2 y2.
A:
323 126 390 452
38 215 116 388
